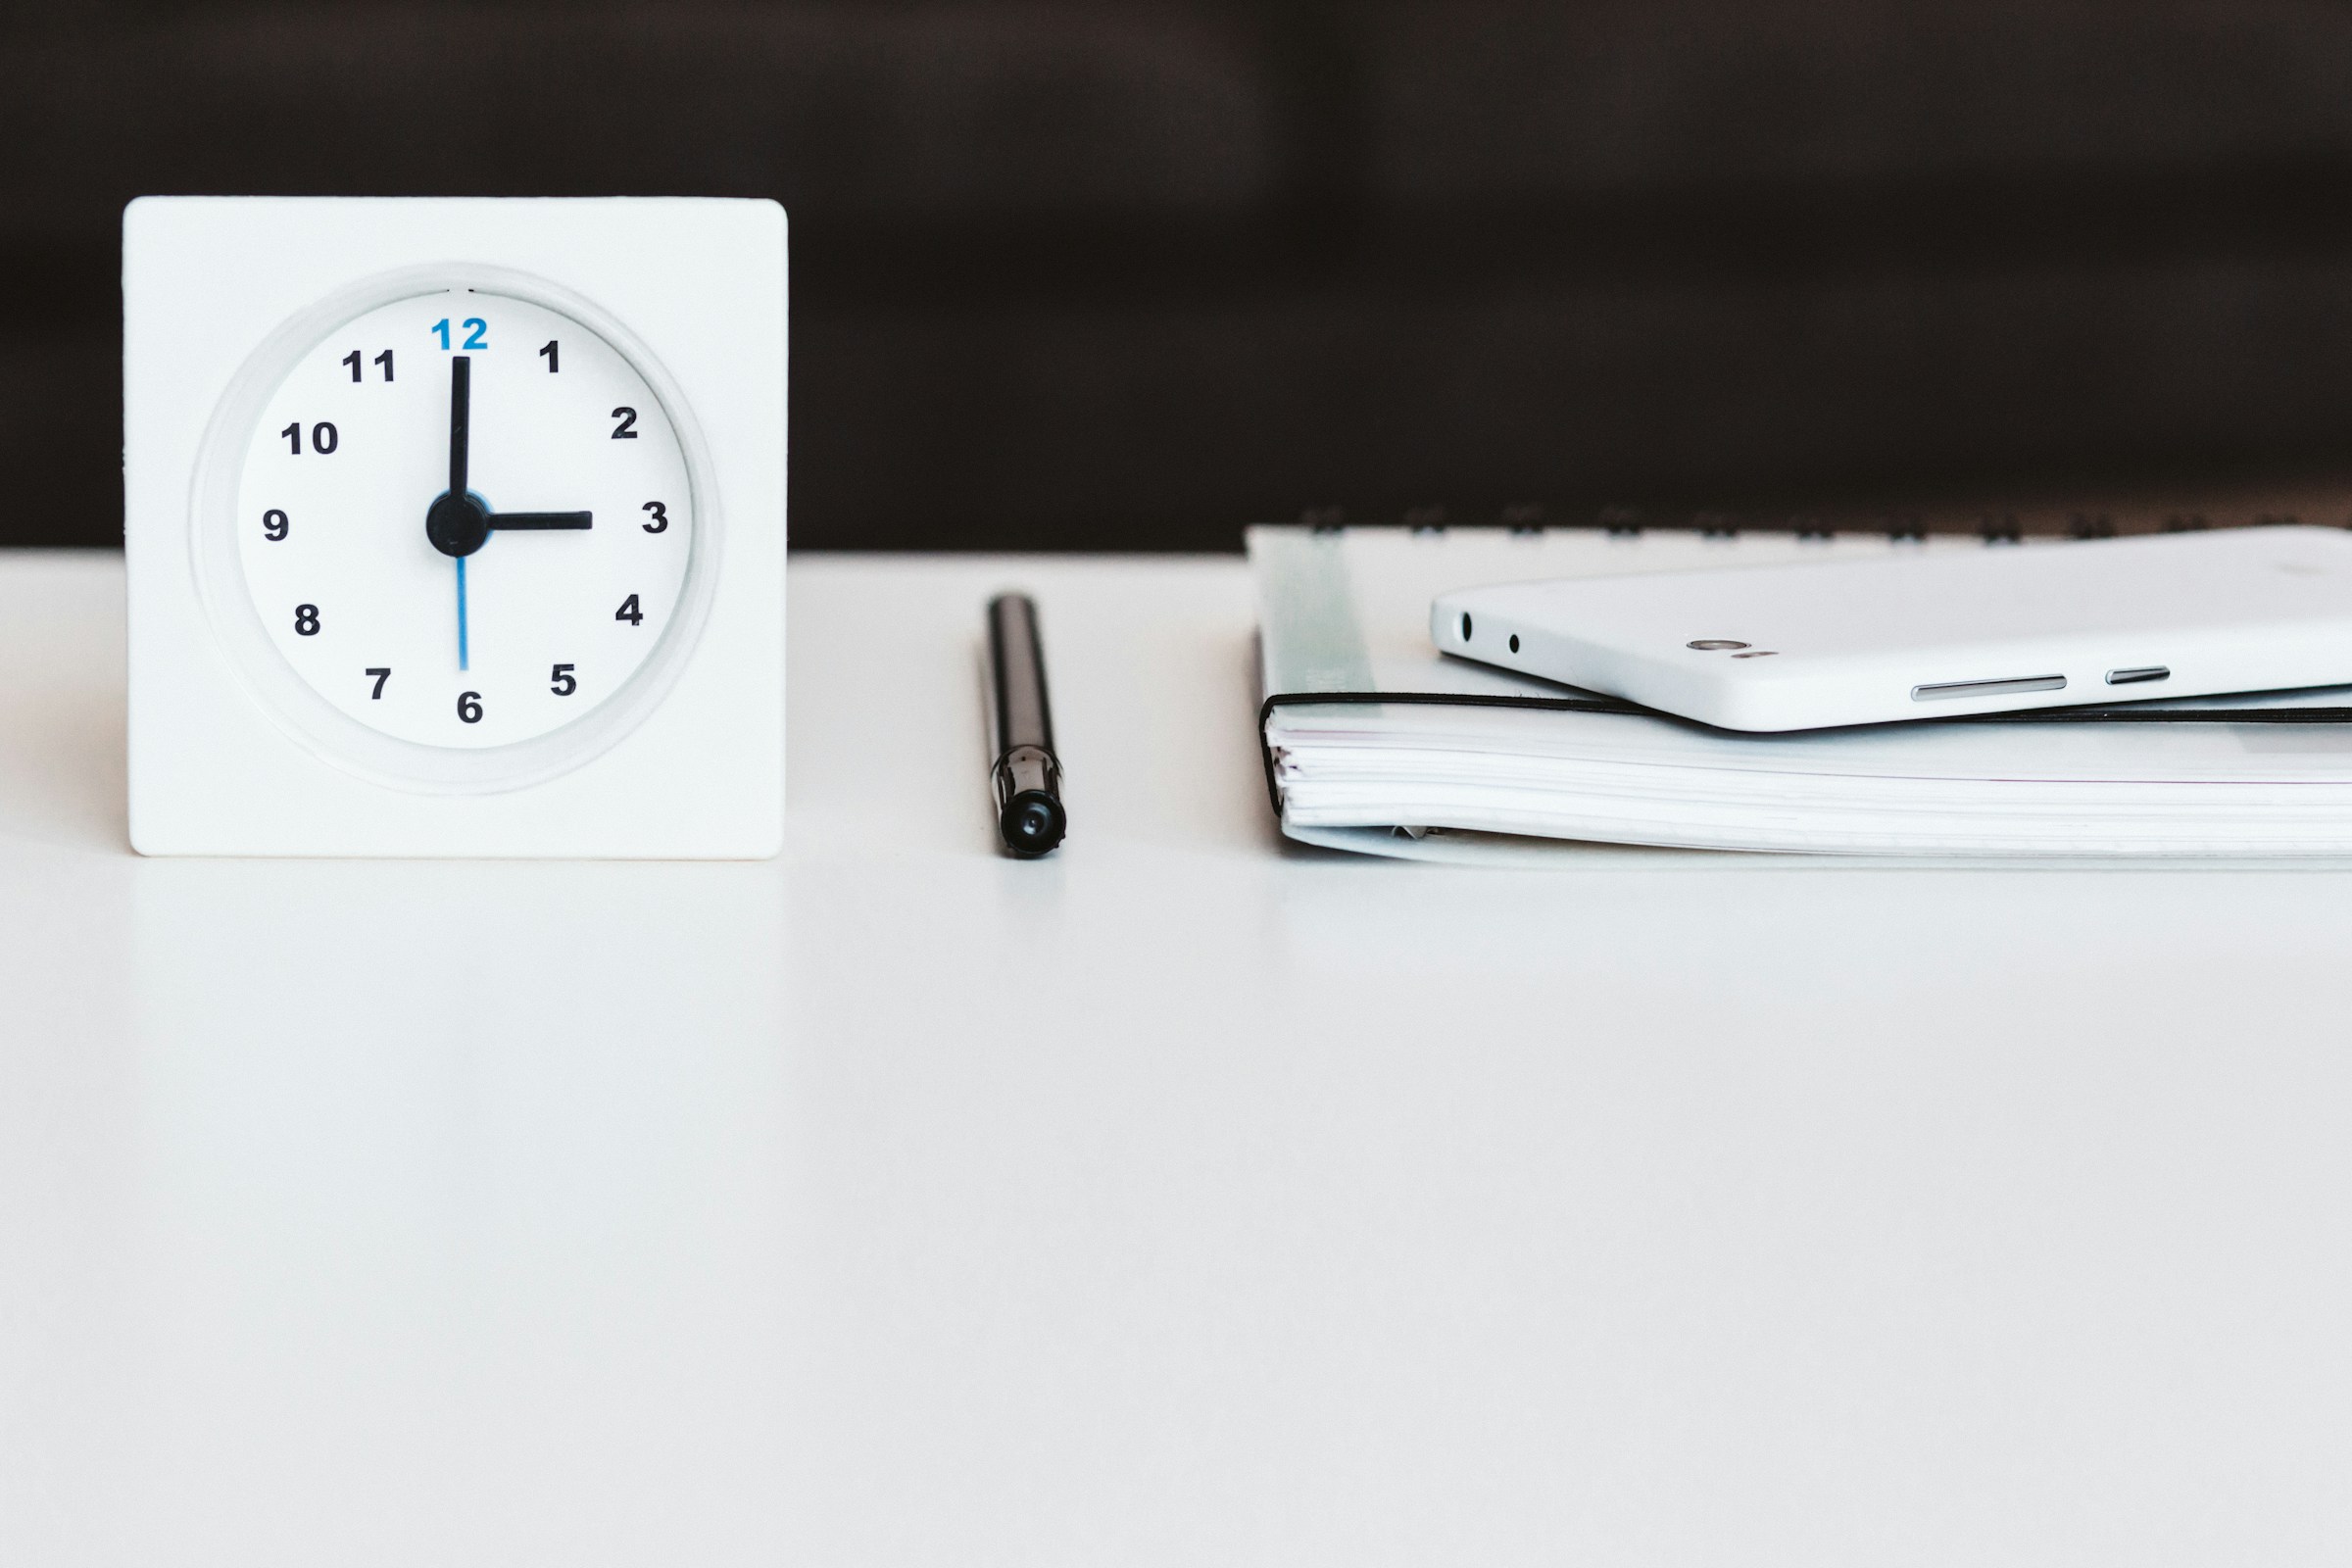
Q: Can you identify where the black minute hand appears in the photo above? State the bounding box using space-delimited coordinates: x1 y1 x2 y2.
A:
449 354 469 498
425 357 490 559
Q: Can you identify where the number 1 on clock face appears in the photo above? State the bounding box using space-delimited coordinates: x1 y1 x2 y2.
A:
234 289 694 751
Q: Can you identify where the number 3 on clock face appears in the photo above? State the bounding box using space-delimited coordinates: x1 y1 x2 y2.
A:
233 288 695 752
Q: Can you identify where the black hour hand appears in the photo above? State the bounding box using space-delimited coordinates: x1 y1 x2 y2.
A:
489 512 593 530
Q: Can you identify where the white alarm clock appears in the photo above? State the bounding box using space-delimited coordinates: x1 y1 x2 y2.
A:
123 197 786 857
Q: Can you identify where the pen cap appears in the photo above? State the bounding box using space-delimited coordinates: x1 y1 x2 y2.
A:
988 593 1054 757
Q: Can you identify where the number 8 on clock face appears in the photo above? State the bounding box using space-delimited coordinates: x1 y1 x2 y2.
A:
234 289 693 749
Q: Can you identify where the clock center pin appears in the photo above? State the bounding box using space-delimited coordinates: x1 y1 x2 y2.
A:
426 490 491 558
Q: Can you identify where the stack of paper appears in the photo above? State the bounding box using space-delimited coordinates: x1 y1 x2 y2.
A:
1252 523 2352 862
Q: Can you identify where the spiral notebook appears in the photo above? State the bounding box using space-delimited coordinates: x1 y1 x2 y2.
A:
1250 506 2352 864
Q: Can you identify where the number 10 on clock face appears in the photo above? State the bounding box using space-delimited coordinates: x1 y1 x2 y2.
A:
235 289 693 750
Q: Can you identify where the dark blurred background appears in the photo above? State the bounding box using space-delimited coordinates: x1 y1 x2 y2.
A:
18 1 2352 550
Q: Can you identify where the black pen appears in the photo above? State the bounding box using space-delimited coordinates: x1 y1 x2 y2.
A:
987 593 1067 856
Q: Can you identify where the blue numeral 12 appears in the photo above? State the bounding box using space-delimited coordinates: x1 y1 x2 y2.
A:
432 318 488 351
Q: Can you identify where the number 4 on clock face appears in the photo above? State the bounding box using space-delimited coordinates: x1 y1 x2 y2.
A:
233 286 696 753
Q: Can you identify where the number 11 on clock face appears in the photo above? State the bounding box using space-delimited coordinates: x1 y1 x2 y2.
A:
234 289 695 751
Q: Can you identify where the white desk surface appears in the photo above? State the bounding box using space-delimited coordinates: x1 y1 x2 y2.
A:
7 548 2352 1565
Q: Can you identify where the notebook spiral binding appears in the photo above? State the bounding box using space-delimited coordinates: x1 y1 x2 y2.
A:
1298 501 2345 544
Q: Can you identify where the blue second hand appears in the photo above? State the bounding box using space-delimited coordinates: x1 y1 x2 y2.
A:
457 555 469 672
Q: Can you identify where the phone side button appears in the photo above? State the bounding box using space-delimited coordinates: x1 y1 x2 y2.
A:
2106 665 2171 686
1911 675 2068 702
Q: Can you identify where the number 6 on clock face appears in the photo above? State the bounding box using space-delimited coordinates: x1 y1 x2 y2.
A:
232 286 695 753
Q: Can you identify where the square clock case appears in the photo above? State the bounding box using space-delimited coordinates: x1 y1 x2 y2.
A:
123 197 786 857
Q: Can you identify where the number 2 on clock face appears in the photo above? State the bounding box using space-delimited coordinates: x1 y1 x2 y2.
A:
234 290 693 751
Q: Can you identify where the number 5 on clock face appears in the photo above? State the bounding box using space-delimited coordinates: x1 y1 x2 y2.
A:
234 288 694 751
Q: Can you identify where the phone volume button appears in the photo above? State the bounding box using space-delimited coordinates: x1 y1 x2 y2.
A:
1911 675 2067 702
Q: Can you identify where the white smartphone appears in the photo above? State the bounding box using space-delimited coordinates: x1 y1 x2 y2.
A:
1430 524 2352 732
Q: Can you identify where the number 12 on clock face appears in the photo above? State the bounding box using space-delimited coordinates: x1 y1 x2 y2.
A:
234 289 695 752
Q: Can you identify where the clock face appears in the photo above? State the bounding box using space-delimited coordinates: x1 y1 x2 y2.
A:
232 287 694 750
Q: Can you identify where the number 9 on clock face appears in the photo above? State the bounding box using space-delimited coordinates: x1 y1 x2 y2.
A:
234 288 694 749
